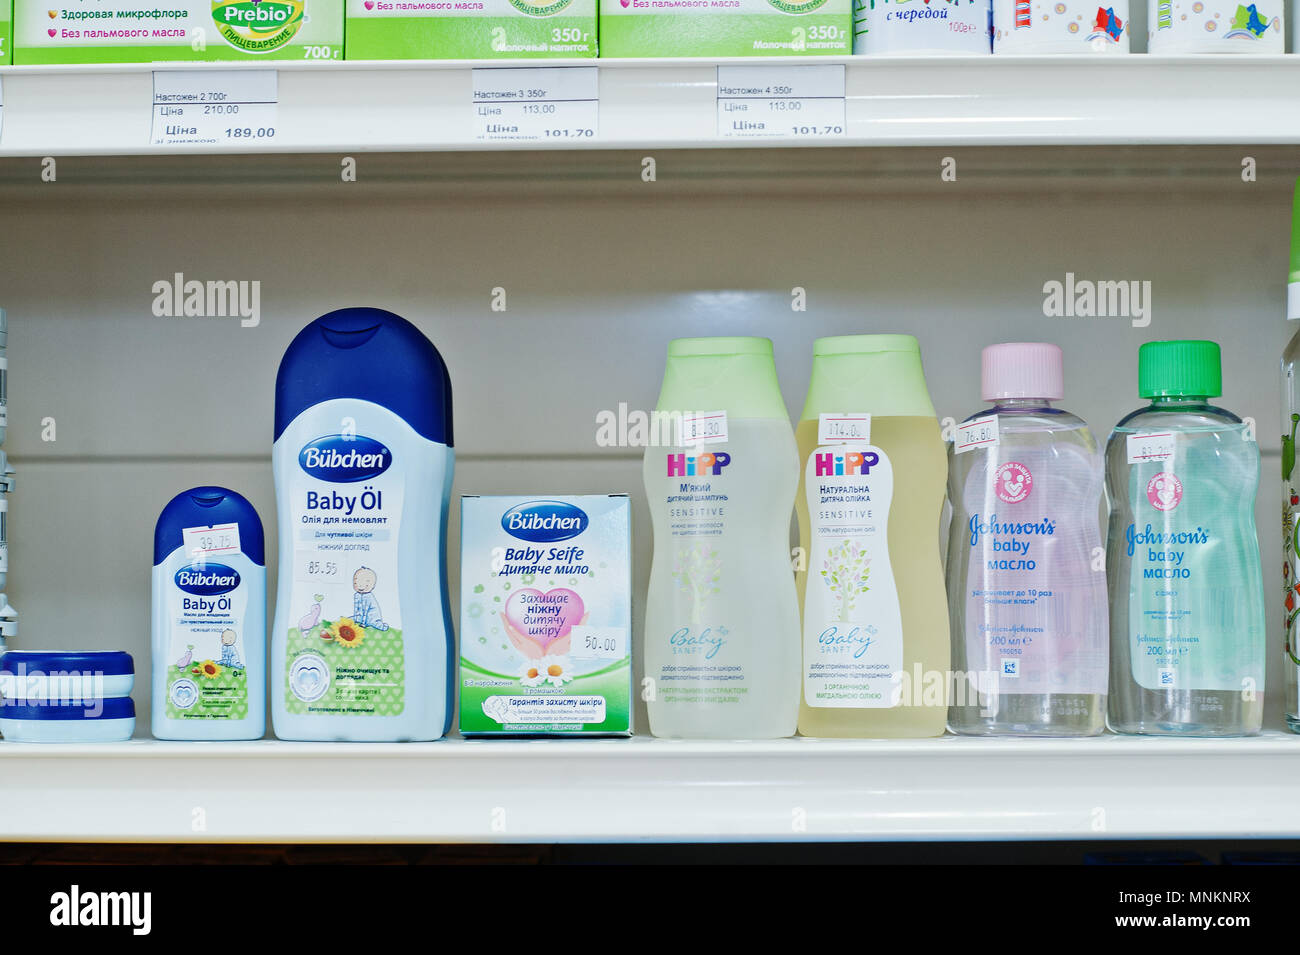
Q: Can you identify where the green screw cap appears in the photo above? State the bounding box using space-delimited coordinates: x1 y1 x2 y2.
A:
1138 340 1221 399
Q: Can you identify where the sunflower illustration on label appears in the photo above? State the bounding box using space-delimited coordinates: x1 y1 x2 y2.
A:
508 0 575 16
212 0 306 54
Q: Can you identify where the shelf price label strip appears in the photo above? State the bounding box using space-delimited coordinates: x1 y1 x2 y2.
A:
150 70 279 148
716 64 846 141
471 66 598 144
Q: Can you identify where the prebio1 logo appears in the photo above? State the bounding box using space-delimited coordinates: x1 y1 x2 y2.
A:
212 0 305 54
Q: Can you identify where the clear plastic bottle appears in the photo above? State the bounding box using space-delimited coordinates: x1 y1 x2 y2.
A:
1106 340 1264 736
643 337 801 739
946 343 1107 736
794 335 948 738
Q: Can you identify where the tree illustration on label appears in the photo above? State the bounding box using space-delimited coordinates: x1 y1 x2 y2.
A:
820 539 870 621
673 542 721 625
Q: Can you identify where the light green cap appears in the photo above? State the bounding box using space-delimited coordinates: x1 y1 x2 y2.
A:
1138 340 1221 399
801 334 936 419
654 337 790 420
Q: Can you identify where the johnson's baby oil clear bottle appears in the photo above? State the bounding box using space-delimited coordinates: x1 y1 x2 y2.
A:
795 335 948 738
1106 340 1264 736
946 343 1107 736
643 337 801 739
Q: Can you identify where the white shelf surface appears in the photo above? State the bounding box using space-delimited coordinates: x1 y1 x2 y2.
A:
3 733 1300 843
1 55 1299 155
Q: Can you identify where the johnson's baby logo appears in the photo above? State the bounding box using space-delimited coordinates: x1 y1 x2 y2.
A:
814 449 879 477
298 435 392 483
1147 472 1183 511
501 501 590 543
667 451 732 477
995 462 1033 504
174 563 241 596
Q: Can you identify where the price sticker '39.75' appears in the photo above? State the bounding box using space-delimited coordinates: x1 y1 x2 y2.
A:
151 70 278 148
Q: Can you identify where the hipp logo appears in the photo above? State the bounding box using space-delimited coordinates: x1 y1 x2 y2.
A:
174 563 240 596
667 451 731 477
814 449 879 477
299 435 392 483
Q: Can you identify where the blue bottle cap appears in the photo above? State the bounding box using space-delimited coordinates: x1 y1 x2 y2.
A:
0 697 135 720
0 650 135 676
154 486 264 566
275 307 454 447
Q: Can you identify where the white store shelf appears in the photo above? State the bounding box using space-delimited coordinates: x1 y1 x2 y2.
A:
3 733 1300 843
1 55 1300 156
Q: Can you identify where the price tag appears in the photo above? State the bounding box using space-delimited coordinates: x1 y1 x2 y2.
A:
1127 432 1177 464
716 65 846 140
294 551 344 586
568 626 626 661
818 413 870 445
151 70 278 148
183 522 242 559
472 67 598 144
954 415 999 454
677 411 729 446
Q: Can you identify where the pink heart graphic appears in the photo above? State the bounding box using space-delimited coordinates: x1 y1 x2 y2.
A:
364 1 374 8
48 28 57 36
504 588 585 657
620 0 630 6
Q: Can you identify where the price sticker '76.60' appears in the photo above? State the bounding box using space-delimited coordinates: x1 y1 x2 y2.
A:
716 64 846 140
151 70 278 148
472 67 598 143
954 415 1000 454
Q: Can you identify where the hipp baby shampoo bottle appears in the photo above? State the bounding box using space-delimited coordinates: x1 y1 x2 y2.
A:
271 307 455 742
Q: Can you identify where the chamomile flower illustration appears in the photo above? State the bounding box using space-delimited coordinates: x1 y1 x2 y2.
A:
520 661 546 687
538 655 575 688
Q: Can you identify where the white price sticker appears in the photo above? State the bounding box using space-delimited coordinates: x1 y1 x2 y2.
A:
151 70 278 148
677 411 729 446
954 415 1000 454
294 550 345 586
568 626 626 662
183 522 242 559
717 65 846 140
472 67 598 144
1126 432 1177 464
818 413 870 445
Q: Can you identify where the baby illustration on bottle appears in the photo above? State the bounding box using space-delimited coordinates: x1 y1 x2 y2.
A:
351 566 389 631
218 629 243 670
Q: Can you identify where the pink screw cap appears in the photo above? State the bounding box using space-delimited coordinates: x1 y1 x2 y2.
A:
981 342 1064 401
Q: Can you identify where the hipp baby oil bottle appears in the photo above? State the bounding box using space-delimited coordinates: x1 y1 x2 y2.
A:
795 335 948 738
1106 340 1264 736
152 487 266 740
271 307 455 742
642 337 801 739
946 344 1108 737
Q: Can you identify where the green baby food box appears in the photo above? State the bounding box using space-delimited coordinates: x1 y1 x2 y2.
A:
459 494 632 737
344 0 597 59
1 2 11 64
15 0 344 64
599 0 853 56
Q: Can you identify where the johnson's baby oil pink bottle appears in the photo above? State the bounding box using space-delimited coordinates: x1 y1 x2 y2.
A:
946 343 1108 736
